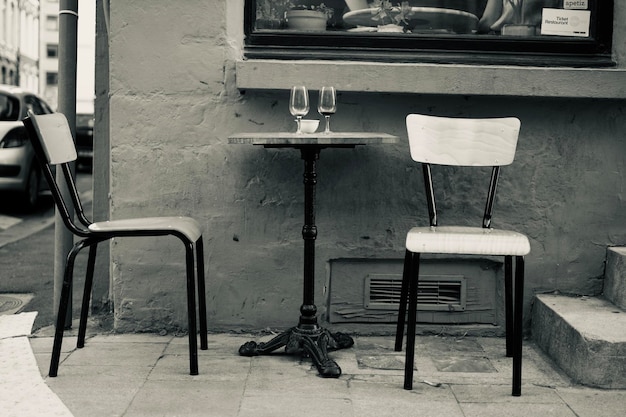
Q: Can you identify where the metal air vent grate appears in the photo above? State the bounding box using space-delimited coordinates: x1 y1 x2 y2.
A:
364 274 466 312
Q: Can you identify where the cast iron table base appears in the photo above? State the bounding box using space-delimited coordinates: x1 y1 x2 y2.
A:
230 135 399 377
239 326 354 377
238 146 355 377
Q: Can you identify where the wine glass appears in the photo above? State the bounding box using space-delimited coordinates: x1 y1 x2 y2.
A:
317 86 337 134
289 86 310 133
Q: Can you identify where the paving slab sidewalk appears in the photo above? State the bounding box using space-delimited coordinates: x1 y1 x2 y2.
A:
0 313 73 417
21 327 626 417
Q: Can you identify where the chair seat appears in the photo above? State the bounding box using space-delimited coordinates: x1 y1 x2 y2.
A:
406 225 530 256
89 216 203 241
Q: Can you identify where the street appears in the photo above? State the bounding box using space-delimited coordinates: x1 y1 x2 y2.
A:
0 172 93 330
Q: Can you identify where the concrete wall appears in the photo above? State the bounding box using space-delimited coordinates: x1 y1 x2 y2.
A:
104 0 626 334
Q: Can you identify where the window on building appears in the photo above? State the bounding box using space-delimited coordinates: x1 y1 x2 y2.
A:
46 72 58 86
46 44 59 58
46 15 58 31
1 3 5 44
244 0 614 67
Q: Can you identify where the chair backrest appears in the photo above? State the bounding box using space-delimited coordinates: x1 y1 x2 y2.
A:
24 111 77 165
406 114 521 167
23 111 91 236
405 114 522 228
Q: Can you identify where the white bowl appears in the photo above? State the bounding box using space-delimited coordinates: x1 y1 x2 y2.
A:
300 119 319 133
345 0 369 11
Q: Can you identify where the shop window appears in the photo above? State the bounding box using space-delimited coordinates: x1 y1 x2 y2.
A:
244 0 614 67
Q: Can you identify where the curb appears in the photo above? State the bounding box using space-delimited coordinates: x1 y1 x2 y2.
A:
0 192 92 249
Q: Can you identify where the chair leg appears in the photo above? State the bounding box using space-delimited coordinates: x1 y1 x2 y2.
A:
49 241 85 377
404 252 420 390
196 237 208 350
78 243 98 348
184 241 199 375
504 255 513 357
395 249 412 352
512 256 525 396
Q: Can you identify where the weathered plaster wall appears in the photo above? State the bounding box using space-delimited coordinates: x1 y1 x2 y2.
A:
106 0 626 333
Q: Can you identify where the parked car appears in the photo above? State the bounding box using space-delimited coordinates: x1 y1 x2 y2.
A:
0 84 55 211
75 113 94 170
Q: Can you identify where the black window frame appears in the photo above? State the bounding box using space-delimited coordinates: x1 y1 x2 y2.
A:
46 43 58 58
243 0 615 68
46 72 58 86
45 15 59 31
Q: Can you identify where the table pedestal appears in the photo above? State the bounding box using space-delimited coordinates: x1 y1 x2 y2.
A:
238 147 354 377
238 327 354 377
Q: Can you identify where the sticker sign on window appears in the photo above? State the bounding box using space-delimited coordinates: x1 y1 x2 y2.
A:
541 8 591 37
563 0 588 10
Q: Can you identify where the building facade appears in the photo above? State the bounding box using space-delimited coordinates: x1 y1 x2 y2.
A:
97 1 626 336
38 0 59 107
38 0 95 111
0 0 39 91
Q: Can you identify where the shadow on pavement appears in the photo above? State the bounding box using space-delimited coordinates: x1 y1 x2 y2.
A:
0 173 102 331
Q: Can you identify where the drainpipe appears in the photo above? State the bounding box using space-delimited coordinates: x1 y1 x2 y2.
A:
55 0 79 328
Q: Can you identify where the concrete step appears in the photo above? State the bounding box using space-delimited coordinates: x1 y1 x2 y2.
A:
605 247 626 310
531 294 626 388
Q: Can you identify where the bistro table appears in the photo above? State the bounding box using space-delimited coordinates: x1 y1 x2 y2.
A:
229 131 399 377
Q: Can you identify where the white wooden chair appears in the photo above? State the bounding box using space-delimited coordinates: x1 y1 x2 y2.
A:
395 114 530 396
23 111 208 377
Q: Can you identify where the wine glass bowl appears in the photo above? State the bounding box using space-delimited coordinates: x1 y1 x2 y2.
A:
289 86 310 133
317 86 337 134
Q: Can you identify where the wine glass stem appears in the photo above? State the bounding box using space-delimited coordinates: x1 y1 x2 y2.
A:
324 115 331 133
296 116 302 133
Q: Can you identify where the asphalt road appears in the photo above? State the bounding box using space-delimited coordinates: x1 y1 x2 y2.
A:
0 172 93 330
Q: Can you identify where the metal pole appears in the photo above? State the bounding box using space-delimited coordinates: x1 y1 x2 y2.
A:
92 0 111 312
55 0 79 329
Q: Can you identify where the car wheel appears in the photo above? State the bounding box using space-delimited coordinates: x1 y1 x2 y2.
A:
20 164 41 211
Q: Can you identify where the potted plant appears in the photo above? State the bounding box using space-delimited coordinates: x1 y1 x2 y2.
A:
256 0 291 29
369 0 415 32
286 2 334 31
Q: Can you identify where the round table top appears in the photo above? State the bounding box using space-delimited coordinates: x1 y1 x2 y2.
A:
228 131 399 147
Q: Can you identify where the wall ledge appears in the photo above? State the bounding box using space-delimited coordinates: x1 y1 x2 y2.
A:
236 59 626 99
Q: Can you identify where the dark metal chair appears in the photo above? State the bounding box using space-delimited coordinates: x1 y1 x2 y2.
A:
395 114 530 396
23 111 208 377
